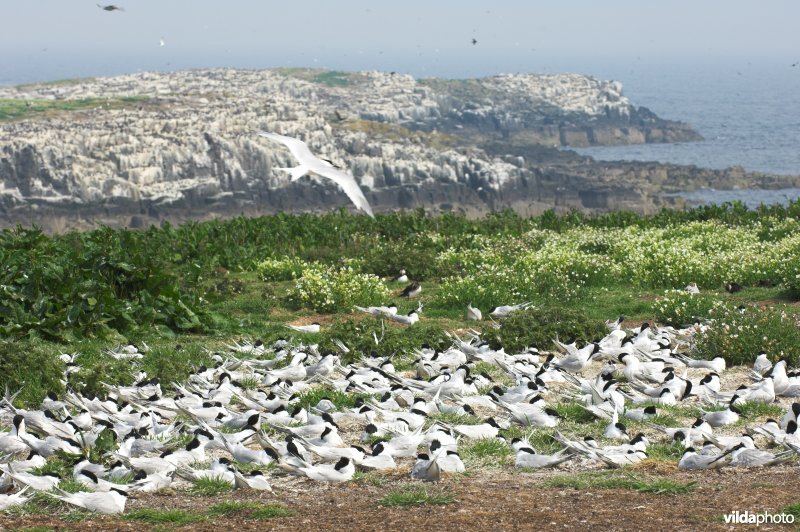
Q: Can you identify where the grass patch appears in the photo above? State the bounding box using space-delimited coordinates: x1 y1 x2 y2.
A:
460 438 513 468
782 502 800 520
499 427 563 454
378 485 455 507
319 318 450 365
645 442 686 461
207 501 294 519
735 401 785 420
552 402 598 424
294 386 375 411
0 96 149 122
124 508 206 526
122 508 206 526
482 305 608 352
471 361 515 386
428 412 483 426
543 471 695 495
189 476 234 496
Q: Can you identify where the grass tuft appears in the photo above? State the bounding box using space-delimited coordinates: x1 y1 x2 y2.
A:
189 476 234 496
734 401 785 420
552 402 598 424
460 439 513 468
207 501 295 519
782 502 800 519
124 508 206 526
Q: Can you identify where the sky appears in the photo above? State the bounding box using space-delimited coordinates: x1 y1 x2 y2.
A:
1 1 799 83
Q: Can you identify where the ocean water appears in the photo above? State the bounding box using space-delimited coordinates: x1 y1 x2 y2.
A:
570 59 800 177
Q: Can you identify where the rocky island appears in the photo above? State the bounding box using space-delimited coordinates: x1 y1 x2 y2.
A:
0 68 796 230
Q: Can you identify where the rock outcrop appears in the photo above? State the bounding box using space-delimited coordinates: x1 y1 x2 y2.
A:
0 68 795 230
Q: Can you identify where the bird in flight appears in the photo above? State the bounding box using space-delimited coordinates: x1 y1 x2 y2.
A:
97 4 124 11
471 38 478 45
258 132 374 217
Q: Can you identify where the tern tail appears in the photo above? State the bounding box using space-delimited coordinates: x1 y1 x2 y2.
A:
277 165 308 181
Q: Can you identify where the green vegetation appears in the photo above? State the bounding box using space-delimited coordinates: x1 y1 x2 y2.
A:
695 303 800 366
460 438 514 468
286 264 389 312
378 485 455 507
124 502 294 525
482 306 608 352
319 318 451 365
311 70 353 86
4 204 800 406
733 401 786 420
652 290 719 327
645 442 687 462
543 471 696 494
124 509 206 526
273 68 354 87
189 476 234 496
782 502 800 520
294 386 375 410
0 96 149 122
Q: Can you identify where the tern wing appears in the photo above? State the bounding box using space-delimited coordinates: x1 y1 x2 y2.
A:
258 132 318 165
312 165 375 217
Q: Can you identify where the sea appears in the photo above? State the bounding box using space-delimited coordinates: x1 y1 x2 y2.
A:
2 52 798 206
566 57 800 207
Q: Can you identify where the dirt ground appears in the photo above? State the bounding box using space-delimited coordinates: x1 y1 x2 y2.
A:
2 467 798 531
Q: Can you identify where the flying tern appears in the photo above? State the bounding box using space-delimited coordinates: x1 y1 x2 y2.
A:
258 131 374 217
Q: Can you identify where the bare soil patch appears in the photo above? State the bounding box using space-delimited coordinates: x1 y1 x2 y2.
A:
3 468 798 531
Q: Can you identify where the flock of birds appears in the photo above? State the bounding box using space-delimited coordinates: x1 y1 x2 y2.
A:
2 308 800 515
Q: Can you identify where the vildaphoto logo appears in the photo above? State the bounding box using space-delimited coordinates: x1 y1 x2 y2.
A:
723 511 795 526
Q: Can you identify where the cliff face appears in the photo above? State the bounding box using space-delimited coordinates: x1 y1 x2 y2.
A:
0 68 794 230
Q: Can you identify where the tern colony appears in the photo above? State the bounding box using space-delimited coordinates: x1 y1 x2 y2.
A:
2 314 800 514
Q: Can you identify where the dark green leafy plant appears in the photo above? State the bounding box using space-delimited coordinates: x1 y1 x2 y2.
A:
482 305 607 352
319 317 450 364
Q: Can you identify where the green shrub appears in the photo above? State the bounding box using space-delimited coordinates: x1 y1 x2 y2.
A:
0 340 64 407
360 234 444 281
256 256 310 281
694 303 800 366
286 265 389 313
651 290 720 327
0 226 205 340
482 305 607 352
319 317 450 364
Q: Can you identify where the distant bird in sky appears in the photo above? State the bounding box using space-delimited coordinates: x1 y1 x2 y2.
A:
471 38 478 45
160 37 166 47
97 4 124 11
258 132 374 217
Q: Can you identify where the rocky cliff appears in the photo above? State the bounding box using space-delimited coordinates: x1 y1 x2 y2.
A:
0 68 795 230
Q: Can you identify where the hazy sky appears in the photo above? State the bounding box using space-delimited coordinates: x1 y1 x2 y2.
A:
1 1 798 83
